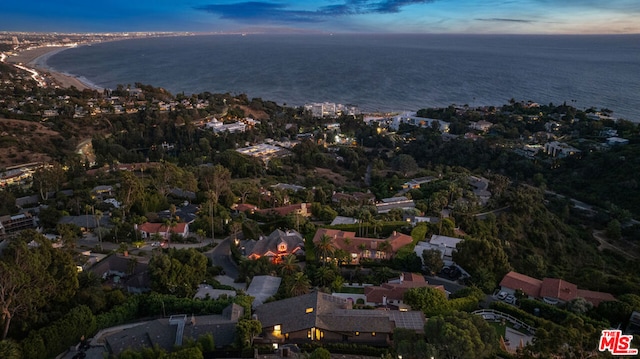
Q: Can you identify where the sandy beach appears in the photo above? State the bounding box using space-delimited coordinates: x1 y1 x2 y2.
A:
5 46 92 90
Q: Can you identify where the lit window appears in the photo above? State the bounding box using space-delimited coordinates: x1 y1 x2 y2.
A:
306 307 314 313
355 331 359 336
274 325 281 331
372 332 376 336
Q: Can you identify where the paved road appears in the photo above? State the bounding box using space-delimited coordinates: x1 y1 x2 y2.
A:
425 275 465 294
205 237 239 279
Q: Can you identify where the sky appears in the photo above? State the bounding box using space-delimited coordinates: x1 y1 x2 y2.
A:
1 0 640 34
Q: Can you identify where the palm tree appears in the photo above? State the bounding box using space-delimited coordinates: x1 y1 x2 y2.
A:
316 234 335 266
376 240 393 259
315 266 336 288
288 272 311 297
279 254 299 276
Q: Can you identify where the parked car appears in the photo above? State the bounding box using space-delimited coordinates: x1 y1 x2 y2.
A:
505 294 516 304
497 291 508 300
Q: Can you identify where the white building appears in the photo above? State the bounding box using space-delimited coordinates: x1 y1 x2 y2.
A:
544 141 581 158
390 112 450 132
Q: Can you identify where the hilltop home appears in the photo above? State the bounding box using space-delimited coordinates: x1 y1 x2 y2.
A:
254 291 425 346
499 271 615 306
313 228 412 263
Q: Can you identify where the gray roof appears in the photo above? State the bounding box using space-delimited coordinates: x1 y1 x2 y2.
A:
59 214 111 229
254 291 425 335
246 275 282 308
247 229 304 258
105 306 242 355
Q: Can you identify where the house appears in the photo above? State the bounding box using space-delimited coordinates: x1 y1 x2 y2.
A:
331 191 376 205
364 273 446 308
375 196 416 214
606 137 629 146
0 213 35 236
58 214 111 232
469 120 493 132
104 303 244 355
246 275 283 308
88 254 150 293
544 141 581 158
414 234 463 263
157 203 199 224
499 271 615 306
402 176 436 190
257 203 311 218
232 203 259 215
137 222 189 239
245 229 305 262
313 228 413 263
254 291 425 346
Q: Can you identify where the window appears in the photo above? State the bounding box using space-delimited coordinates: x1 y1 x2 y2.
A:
355 331 359 336
278 242 287 252
306 307 314 314
372 332 376 336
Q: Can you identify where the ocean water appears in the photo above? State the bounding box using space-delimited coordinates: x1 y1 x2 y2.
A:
46 34 640 120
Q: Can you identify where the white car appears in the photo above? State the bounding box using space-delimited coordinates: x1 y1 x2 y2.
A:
497 291 508 300
505 294 516 304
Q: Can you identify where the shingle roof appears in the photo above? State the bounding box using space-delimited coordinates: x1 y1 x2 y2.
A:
247 229 304 259
254 291 425 335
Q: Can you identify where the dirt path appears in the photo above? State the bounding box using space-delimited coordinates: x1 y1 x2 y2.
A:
592 230 638 260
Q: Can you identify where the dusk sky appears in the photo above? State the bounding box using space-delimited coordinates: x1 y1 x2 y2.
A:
2 1 640 34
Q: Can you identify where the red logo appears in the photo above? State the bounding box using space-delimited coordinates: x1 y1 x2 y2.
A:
599 330 638 356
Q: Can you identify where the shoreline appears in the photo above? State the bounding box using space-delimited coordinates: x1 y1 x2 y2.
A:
5 45 99 91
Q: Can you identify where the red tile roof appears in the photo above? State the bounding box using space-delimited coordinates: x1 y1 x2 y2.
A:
499 271 542 298
312 228 412 257
540 278 578 303
500 271 615 307
138 222 187 235
576 289 616 307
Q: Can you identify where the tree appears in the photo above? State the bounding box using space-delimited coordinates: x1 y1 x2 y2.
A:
424 311 499 359
404 287 450 317
392 154 418 177
0 230 78 340
199 165 231 238
0 339 21 359
315 234 335 266
309 347 331 359
235 319 262 349
31 162 65 201
278 255 300 276
117 171 144 220
422 249 444 274
452 238 511 292
606 219 621 240
148 248 208 297
285 272 311 297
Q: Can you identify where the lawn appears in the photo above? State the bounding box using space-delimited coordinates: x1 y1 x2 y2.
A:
489 321 507 338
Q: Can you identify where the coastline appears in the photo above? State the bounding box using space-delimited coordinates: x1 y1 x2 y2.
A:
5 46 96 91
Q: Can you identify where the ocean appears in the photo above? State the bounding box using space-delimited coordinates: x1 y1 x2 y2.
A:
45 34 640 120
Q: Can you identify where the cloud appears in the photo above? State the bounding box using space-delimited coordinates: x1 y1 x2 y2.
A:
475 18 536 23
195 0 437 23
195 2 322 23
